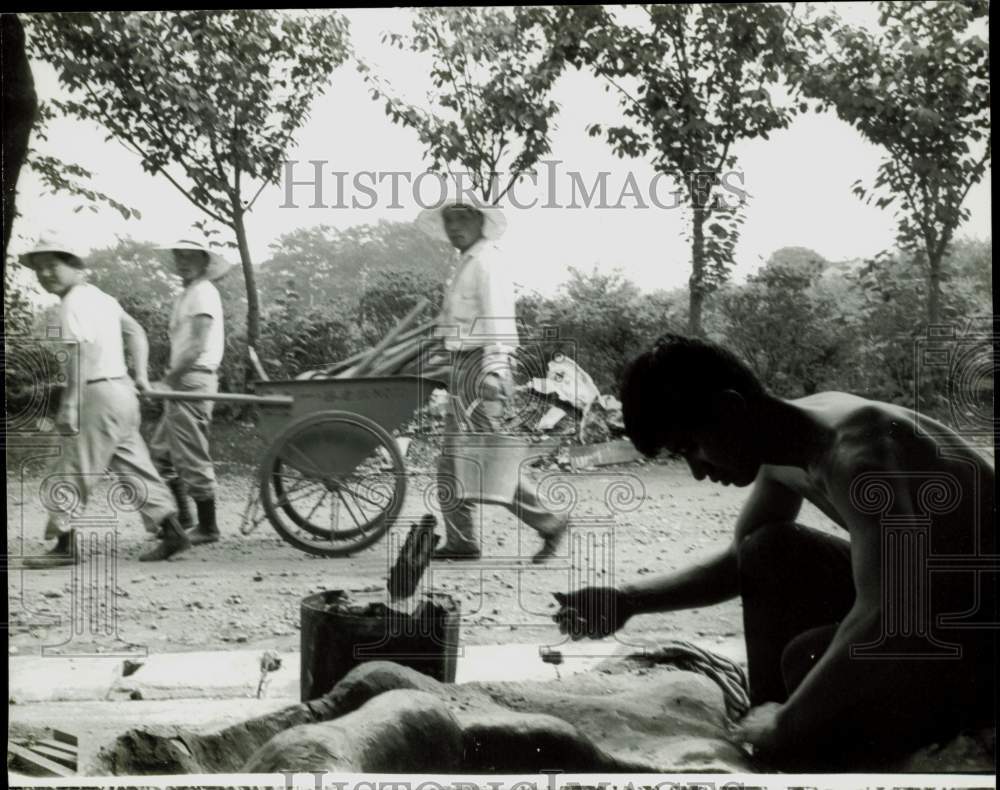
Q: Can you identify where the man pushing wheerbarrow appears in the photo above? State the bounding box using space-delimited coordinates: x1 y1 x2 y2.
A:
135 200 569 564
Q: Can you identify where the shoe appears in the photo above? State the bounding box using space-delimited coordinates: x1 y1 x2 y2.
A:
532 520 568 564
139 516 191 561
23 531 78 568
189 498 220 545
432 545 481 561
167 479 195 531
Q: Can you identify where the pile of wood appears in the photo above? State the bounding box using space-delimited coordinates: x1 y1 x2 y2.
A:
296 298 451 382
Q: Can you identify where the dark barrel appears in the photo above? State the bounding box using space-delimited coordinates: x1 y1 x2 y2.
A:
300 590 460 701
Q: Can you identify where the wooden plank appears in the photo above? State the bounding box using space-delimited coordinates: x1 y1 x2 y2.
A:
367 337 422 375
353 297 430 376
8 743 74 777
144 390 293 407
36 739 77 757
51 729 78 746
25 744 76 769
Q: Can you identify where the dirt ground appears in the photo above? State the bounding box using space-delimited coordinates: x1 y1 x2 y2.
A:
6 459 844 658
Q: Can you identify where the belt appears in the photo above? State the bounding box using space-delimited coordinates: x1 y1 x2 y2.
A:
86 375 128 385
189 367 217 374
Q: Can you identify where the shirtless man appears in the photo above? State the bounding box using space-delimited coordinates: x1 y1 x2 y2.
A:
554 334 995 769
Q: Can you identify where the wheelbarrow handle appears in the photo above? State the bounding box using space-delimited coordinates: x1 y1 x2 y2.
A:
142 389 293 407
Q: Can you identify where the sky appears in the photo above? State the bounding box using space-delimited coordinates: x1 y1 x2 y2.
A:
9 3 992 301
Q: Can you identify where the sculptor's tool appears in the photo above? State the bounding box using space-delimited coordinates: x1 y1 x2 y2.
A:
540 646 564 680
387 514 440 601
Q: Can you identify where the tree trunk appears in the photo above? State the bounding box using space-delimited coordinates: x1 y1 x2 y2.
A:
687 207 707 336
232 208 260 392
1 15 37 260
926 247 942 326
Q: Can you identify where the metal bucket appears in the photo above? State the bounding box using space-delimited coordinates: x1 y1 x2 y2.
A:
299 590 460 701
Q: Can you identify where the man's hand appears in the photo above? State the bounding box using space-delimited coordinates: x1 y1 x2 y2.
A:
733 702 784 756
134 374 152 395
553 587 632 640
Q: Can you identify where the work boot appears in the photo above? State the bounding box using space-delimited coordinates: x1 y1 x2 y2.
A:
139 516 191 562
23 531 78 568
190 498 220 545
167 479 195 531
532 518 569 565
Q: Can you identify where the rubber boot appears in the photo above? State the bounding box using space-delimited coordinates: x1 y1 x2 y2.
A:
139 515 191 562
167 479 195 531
23 530 78 568
190 498 220 545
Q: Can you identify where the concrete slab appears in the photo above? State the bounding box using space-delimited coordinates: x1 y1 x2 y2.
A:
114 649 299 701
9 638 747 704
9 656 121 703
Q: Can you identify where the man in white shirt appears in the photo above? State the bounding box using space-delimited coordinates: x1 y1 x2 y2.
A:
148 240 228 551
416 202 568 562
19 233 187 566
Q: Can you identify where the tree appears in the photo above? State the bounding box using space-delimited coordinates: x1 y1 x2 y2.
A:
359 6 565 203
798 0 990 325
719 254 847 397
27 10 352 382
553 4 811 335
260 220 453 309
2 14 37 260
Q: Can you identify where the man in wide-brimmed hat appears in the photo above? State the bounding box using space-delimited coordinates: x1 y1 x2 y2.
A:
18 232 188 565
146 239 230 554
416 200 568 563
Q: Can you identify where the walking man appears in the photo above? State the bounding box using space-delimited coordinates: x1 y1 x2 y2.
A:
20 233 189 565
149 239 229 549
416 201 568 562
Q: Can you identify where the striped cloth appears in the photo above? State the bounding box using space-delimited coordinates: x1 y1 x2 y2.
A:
637 640 750 719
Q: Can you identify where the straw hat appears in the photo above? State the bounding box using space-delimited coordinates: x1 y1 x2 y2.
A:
19 231 87 269
416 201 508 244
157 239 233 281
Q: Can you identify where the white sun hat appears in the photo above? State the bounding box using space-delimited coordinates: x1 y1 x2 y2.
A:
19 231 87 268
416 201 508 243
157 239 233 281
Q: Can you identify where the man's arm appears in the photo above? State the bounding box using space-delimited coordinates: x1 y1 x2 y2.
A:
166 314 212 386
622 472 805 615
56 339 80 433
556 471 804 638
120 311 150 389
751 443 901 753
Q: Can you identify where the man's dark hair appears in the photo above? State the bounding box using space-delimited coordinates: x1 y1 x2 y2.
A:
621 334 766 457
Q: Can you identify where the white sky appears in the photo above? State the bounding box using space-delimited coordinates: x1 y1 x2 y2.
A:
10 3 992 299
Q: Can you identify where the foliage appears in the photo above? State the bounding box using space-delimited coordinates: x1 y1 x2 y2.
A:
796 0 990 324
359 6 565 202
259 220 453 310
357 268 444 347
26 103 139 222
522 267 682 393
716 250 850 397
27 10 352 362
3 263 60 420
256 284 361 380
552 3 812 335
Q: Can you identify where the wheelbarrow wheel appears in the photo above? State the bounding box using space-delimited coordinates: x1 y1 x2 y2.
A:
260 410 406 557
